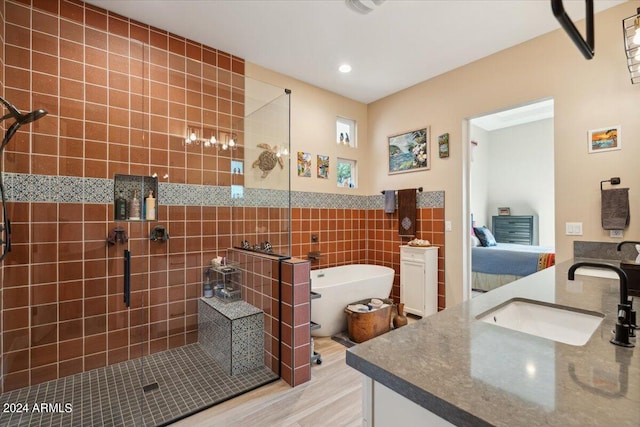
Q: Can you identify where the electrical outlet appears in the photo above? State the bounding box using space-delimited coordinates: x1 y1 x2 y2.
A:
445 221 452 232
610 230 623 238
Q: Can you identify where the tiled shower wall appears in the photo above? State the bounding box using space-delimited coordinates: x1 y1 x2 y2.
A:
0 0 246 393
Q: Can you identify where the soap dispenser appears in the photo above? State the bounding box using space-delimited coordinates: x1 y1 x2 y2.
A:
145 190 156 221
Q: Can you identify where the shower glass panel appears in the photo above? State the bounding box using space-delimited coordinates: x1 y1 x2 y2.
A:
232 79 291 256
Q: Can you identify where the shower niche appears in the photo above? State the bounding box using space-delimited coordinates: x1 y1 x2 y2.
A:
113 174 158 221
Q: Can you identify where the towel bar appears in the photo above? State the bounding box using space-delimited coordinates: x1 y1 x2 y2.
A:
381 187 423 194
600 177 621 191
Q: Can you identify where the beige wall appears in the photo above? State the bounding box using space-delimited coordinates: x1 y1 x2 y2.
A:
369 2 639 306
248 2 640 307
245 64 370 195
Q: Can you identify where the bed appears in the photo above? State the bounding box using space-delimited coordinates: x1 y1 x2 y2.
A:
472 242 555 292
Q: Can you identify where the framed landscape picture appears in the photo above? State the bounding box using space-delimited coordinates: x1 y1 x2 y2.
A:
388 127 429 174
588 126 621 153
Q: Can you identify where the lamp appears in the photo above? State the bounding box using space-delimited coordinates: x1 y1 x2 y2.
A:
623 7 640 84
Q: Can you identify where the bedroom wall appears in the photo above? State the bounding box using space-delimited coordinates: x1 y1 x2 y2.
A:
486 119 555 246
367 2 639 306
469 124 490 229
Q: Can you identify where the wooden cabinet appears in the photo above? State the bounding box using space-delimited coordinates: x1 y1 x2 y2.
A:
492 215 537 245
400 245 438 317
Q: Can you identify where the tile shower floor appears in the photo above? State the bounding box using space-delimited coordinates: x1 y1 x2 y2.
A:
0 343 278 427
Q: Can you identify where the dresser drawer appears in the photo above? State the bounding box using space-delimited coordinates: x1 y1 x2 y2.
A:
401 246 430 261
492 215 536 245
494 220 530 230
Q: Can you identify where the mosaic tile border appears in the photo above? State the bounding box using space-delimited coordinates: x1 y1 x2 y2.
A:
5 173 444 209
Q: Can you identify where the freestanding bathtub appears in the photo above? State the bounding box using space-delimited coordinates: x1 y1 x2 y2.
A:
311 264 394 337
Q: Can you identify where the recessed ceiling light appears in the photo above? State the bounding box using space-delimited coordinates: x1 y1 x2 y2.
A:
339 64 352 73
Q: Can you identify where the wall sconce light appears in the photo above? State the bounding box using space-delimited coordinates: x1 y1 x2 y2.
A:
184 127 238 150
184 127 200 146
623 7 640 84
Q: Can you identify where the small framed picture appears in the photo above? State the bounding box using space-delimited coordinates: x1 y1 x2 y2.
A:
438 133 449 158
317 154 329 179
588 126 621 153
297 152 311 177
498 207 510 216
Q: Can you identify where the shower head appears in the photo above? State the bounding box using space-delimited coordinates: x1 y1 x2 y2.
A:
0 96 48 151
19 109 48 125
0 95 48 126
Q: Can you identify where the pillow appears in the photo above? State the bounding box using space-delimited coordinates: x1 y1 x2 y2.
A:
473 226 497 247
470 234 481 247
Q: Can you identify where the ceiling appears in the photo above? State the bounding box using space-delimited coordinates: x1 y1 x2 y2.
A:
84 0 625 104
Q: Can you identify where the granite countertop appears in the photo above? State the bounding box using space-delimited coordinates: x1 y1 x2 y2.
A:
346 259 640 427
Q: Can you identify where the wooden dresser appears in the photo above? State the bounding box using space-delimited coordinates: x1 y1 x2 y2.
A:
491 215 537 245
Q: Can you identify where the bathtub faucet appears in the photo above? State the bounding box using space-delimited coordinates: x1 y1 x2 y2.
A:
308 251 322 261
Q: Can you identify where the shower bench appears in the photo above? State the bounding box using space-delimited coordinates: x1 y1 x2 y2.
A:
198 297 264 375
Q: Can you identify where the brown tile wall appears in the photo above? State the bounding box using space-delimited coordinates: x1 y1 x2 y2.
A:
0 0 245 392
291 207 446 310
280 259 311 387
226 249 281 376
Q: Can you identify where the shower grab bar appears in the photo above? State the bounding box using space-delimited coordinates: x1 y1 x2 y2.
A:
124 250 131 308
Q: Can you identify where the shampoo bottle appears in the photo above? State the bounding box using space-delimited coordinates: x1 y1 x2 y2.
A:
145 190 156 220
115 191 127 220
129 190 140 220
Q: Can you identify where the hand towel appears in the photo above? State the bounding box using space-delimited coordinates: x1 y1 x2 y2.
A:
601 188 630 230
398 188 417 237
384 190 396 213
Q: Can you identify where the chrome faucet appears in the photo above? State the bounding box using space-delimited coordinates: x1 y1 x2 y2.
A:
568 261 634 347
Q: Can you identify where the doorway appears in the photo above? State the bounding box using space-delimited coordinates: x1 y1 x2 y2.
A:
463 99 556 298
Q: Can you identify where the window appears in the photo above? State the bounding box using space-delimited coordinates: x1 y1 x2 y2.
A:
336 116 356 148
337 158 357 188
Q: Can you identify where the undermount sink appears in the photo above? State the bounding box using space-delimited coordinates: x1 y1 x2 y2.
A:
572 266 620 280
477 298 604 346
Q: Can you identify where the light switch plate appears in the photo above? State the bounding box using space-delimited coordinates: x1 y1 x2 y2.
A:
445 221 452 232
565 222 583 235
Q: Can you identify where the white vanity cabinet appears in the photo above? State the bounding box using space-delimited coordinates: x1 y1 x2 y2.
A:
400 245 438 317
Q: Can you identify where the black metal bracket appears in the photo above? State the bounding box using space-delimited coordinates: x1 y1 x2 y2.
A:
551 0 594 59
601 176 621 191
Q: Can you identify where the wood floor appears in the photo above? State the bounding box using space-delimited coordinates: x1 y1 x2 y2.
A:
170 338 362 427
